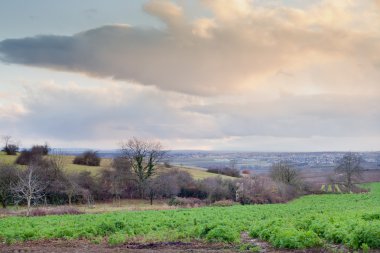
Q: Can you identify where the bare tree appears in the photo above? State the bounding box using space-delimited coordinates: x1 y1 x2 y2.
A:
1 135 12 150
76 171 98 207
236 175 276 204
147 169 194 205
335 152 364 192
0 164 18 208
64 172 82 206
269 161 300 186
37 155 67 205
121 137 166 198
12 165 46 216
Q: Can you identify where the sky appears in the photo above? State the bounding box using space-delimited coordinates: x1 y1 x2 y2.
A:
0 0 379 151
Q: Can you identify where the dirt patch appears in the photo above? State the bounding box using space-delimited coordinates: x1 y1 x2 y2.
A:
0 240 237 253
0 239 343 253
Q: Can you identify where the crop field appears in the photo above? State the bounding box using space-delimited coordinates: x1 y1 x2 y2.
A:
0 183 379 251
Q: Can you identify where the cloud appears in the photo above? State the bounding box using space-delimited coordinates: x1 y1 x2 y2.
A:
0 82 222 143
0 0 379 95
1 78 379 146
143 0 185 29
186 93 380 138
0 73 378 150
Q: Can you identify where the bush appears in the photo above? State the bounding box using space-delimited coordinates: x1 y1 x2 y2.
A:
200 177 238 202
151 169 195 199
14 144 49 165
207 167 241 177
179 186 208 199
0 165 18 208
15 150 41 165
236 176 300 204
30 144 50 156
73 151 101 166
2 144 19 155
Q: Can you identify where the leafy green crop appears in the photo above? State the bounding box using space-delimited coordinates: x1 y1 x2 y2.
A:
1 183 380 250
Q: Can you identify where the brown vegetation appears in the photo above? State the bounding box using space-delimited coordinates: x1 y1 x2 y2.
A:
73 150 101 166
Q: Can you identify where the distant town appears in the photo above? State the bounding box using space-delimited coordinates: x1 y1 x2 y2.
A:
58 149 380 173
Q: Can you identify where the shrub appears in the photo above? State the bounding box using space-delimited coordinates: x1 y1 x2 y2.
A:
151 169 195 199
207 167 241 178
2 144 19 155
30 144 50 156
0 165 18 208
200 177 238 202
179 186 208 199
237 176 286 204
14 144 49 165
73 151 101 166
15 150 40 165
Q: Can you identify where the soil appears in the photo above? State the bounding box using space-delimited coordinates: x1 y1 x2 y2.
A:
0 239 337 253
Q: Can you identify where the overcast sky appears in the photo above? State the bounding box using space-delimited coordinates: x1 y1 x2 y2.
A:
0 0 379 151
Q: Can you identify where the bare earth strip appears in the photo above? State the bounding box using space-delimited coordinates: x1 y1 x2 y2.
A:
0 240 336 253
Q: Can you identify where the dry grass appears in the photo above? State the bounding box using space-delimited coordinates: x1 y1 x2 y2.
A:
0 199 176 217
76 199 176 213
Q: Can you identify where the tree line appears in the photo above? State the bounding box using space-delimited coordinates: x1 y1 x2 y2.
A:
0 136 365 216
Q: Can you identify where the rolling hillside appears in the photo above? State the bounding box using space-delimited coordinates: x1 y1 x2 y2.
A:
0 152 233 179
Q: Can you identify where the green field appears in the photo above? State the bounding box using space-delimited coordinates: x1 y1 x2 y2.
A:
1 183 379 250
0 152 17 164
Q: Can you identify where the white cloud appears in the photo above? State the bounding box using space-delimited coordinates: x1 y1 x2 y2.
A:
0 0 379 95
0 81 223 144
